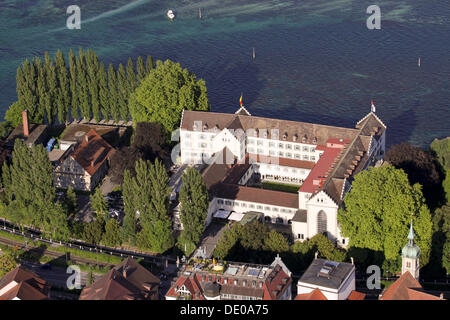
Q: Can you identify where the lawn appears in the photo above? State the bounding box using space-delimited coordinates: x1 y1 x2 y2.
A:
262 181 301 193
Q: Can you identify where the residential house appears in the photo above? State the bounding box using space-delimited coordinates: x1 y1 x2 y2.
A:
0 265 50 300
53 129 115 191
79 257 160 300
165 255 292 300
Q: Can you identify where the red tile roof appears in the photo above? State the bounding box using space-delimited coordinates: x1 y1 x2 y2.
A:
165 275 205 300
248 154 316 170
347 290 366 300
71 129 115 176
299 145 344 194
295 289 328 300
212 183 299 208
0 266 49 300
380 272 442 300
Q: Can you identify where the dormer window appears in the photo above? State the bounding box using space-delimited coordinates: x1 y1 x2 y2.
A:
313 137 317 144
282 133 287 140
302 135 307 143
203 123 208 131
293 134 298 142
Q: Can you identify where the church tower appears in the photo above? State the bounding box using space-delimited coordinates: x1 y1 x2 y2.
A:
401 220 420 279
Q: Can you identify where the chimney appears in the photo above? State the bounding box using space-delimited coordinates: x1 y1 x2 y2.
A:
314 251 318 259
85 134 89 143
351 257 354 265
22 110 29 137
122 267 127 279
440 293 444 300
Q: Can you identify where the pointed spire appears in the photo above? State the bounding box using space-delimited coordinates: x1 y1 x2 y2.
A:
408 218 415 242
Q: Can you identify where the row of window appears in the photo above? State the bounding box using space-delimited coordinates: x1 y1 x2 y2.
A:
217 199 295 214
258 165 307 175
248 138 316 152
247 147 316 161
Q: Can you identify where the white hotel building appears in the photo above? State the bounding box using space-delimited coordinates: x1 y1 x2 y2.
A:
178 106 386 245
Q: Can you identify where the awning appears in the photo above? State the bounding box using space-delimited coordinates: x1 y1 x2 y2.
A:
213 209 231 219
228 212 245 222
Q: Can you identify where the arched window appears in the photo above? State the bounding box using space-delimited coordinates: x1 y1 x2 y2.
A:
317 210 327 235
264 216 272 223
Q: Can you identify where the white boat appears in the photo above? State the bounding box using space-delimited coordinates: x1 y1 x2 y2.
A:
167 10 175 20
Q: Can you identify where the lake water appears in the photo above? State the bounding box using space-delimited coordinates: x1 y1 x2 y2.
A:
0 0 449 147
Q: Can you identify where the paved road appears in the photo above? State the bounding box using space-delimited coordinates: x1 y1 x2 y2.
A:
20 261 101 289
194 221 229 259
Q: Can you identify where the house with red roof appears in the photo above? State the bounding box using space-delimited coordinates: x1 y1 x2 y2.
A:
53 129 115 191
165 255 292 300
0 265 50 300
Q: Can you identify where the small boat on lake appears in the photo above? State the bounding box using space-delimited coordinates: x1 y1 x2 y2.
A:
167 10 175 20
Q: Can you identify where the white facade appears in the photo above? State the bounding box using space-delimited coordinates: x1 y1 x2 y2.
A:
179 110 386 244
297 266 355 300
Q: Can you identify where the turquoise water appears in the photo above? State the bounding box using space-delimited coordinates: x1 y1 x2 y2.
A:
0 0 449 147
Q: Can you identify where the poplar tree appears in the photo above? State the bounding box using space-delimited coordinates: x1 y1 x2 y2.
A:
108 64 120 122
87 49 100 122
98 62 110 122
68 49 79 120
136 56 146 82
126 57 137 93
55 50 70 122
103 218 121 247
146 56 154 74
90 187 108 219
179 167 209 246
117 63 129 121
121 170 137 245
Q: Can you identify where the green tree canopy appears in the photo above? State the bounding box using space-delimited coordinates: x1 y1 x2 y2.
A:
90 187 108 219
430 137 450 204
386 141 445 208
128 59 210 136
103 218 121 247
0 252 16 278
179 167 209 246
338 165 433 266
264 230 289 253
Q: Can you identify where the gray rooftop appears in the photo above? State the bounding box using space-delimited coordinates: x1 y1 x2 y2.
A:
298 258 354 290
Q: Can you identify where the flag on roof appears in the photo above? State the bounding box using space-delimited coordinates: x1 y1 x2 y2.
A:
371 100 376 113
239 94 243 107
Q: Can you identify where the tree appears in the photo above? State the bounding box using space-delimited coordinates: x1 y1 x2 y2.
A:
264 230 289 253
98 62 110 122
240 221 270 251
387 142 445 208
4 140 57 229
83 217 105 245
179 167 209 246
87 268 95 286
4 101 23 127
103 218 121 247
117 64 129 121
146 56 154 74
136 56 146 82
0 252 16 278
430 137 450 204
212 224 241 259
128 59 210 136
90 187 108 219
121 170 137 245
108 64 120 122
309 234 346 262
338 165 433 267
132 122 166 160
109 146 143 184
65 186 78 214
